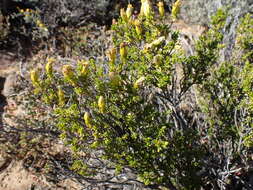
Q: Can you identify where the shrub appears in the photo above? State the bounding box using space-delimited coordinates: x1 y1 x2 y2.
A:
9 1 253 189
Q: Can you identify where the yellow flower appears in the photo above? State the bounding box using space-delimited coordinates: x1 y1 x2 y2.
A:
120 42 127 62
30 69 39 86
39 23 45 28
78 60 89 76
107 47 116 64
36 20 41 25
134 76 145 89
45 62 52 77
45 58 55 77
142 0 152 17
140 0 145 16
126 4 134 19
84 112 91 128
62 65 74 79
157 1 165 17
120 8 128 22
171 0 181 20
134 19 142 36
98 96 105 113
57 87 65 106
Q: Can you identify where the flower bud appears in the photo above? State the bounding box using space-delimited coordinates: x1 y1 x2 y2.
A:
134 19 142 36
81 61 89 76
84 112 91 128
134 76 145 89
171 0 181 20
142 0 152 17
120 8 128 22
120 42 127 62
157 1 165 17
46 58 55 78
107 47 116 65
140 0 144 16
98 96 105 113
126 4 134 19
57 87 65 106
30 69 39 86
45 62 52 77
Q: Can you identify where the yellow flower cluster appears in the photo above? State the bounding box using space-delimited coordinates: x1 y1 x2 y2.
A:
18 7 48 30
119 1 166 27
18 8 34 14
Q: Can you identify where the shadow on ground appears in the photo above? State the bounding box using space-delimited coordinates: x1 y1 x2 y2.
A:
0 77 7 126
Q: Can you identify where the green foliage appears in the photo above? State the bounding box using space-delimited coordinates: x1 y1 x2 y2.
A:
236 14 253 148
26 4 253 190
197 60 244 155
196 11 253 164
237 13 253 62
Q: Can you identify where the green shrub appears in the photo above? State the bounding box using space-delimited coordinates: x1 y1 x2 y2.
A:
23 1 253 190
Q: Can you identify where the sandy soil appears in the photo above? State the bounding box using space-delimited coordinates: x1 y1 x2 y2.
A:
0 157 81 190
